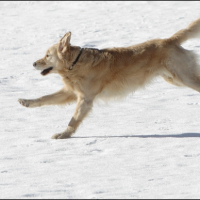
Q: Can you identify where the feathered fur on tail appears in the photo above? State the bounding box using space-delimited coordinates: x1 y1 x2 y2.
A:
169 17 200 45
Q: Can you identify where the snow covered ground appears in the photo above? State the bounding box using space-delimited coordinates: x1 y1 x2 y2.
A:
1 1 200 198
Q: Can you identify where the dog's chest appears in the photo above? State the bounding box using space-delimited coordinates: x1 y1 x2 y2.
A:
62 75 82 91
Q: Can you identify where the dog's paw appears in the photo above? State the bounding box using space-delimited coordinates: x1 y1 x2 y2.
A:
51 133 71 139
18 99 30 107
51 133 61 139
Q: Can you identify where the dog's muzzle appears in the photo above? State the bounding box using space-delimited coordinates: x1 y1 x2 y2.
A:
33 62 53 76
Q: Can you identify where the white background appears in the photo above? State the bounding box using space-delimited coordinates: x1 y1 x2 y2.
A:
1 1 200 198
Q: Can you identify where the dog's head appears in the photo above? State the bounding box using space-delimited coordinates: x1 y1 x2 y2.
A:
33 32 80 76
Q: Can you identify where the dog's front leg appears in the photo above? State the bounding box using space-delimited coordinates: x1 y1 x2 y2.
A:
52 96 93 139
18 89 76 107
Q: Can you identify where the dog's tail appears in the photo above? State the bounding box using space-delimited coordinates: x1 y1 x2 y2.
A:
168 17 200 45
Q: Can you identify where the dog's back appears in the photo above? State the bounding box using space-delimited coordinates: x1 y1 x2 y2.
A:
93 40 167 100
91 18 200 100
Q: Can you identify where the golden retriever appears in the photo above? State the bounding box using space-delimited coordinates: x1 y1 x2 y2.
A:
19 17 200 139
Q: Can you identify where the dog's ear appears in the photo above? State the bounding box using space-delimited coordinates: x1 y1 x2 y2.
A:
58 32 71 54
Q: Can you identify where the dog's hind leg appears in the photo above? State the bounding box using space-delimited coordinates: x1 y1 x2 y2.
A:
179 76 200 93
18 88 77 107
165 49 200 92
51 95 94 139
162 74 183 87
170 64 200 93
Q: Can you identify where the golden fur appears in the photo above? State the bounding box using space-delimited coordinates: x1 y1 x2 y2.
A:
19 17 200 139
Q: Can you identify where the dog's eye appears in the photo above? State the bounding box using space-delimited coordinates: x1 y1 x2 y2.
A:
46 54 49 58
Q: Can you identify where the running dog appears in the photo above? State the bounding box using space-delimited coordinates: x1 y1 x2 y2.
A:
19 17 200 139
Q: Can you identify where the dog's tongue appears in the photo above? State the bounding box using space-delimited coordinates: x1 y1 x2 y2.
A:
41 67 53 76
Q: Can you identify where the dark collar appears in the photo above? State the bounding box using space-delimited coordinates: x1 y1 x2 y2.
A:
69 48 84 70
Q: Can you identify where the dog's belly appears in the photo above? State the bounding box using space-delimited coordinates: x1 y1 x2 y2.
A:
96 73 157 101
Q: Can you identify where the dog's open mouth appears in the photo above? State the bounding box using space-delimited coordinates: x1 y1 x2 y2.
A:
41 67 53 76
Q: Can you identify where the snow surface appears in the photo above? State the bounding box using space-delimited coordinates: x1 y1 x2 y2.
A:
1 1 200 199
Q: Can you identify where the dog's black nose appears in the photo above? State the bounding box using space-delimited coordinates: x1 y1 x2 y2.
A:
33 62 37 67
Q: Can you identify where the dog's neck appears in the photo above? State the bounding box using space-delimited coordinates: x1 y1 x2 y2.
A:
69 47 83 70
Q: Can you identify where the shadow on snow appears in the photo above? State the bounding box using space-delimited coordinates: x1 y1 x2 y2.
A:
72 133 200 139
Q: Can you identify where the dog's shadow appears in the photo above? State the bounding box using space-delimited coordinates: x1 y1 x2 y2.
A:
73 133 200 139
